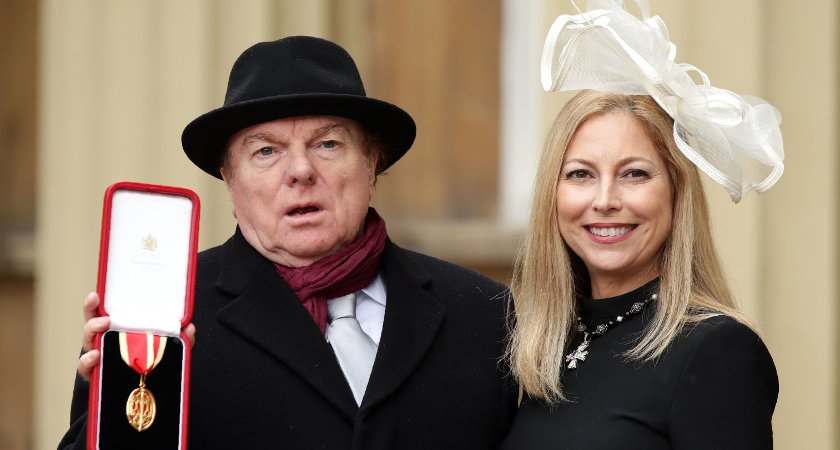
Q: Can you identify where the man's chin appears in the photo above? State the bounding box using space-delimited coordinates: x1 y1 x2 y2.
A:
266 242 349 268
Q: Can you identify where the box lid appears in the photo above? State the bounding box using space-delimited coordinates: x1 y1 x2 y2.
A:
97 182 200 336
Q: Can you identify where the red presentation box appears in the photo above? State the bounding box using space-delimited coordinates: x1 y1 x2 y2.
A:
87 182 200 450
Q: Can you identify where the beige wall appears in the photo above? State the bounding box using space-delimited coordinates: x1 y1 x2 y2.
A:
763 1 838 448
33 1 837 449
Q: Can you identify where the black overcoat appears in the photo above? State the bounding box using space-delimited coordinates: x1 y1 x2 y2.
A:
59 229 517 449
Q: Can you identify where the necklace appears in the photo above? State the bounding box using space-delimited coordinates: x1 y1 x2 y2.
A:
565 293 656 370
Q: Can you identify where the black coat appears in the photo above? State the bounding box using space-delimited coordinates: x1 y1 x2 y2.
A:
499 281 778 449
59 230 517 449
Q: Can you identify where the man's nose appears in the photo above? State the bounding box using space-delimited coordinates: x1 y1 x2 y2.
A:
284 147 316 186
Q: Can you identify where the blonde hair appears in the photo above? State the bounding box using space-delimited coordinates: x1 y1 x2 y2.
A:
506 90 755 404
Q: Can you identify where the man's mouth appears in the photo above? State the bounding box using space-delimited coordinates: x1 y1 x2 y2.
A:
586 225 636 237
287 205 320 216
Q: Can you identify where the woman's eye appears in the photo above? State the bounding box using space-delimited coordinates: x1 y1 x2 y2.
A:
321 140 338 149
565 169 591 179
257 147 274 157
624 169 649 178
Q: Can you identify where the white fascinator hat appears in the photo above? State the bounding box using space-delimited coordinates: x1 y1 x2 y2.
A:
542 0 784 202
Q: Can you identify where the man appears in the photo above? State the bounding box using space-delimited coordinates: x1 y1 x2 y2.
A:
60 36 516 449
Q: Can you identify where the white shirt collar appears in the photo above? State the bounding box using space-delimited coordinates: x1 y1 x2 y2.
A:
360 273 386 307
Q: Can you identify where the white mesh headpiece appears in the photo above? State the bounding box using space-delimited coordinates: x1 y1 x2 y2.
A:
542 0 784 202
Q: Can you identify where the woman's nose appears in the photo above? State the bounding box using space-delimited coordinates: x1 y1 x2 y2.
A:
592 180 621 212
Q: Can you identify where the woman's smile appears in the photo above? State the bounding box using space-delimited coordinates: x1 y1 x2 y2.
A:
585 224 638 242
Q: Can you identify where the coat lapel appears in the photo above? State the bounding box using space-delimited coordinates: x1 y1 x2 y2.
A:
361 242 446 410
213 230 358 421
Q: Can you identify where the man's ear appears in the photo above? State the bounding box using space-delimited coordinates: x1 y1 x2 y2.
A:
219 167 237 219
220 166 233 193
367 152 380 189
367 163 378 199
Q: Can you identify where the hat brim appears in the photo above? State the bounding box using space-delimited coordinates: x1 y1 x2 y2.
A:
181 93 416 179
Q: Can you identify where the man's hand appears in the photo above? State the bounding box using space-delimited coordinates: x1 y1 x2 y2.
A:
77 292 108 381
76 292 196 381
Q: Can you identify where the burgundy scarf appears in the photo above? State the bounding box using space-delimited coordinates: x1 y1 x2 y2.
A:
273 208 387 334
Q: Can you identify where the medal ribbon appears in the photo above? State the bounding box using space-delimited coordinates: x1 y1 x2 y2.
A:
118 332 167 375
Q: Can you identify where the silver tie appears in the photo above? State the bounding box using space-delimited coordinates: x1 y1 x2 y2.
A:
326 293 378 405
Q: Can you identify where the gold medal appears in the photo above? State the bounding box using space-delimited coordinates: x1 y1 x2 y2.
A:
126 374 157 431
119 332 167 432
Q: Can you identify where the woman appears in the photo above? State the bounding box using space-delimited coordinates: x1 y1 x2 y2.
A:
499 91 778 449
500 3 783 448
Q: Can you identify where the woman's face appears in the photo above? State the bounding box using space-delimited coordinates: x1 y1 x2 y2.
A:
556 111 673 297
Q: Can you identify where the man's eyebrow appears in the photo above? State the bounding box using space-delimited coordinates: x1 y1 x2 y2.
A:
310 123 348 140
239 123 350 147
241 132 278 147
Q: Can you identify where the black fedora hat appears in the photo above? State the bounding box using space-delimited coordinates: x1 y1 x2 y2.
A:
181 36 416 179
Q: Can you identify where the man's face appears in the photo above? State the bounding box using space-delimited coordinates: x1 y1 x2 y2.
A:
223 116 375 268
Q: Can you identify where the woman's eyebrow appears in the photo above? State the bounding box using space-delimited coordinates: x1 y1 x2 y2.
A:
562 156 656 167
